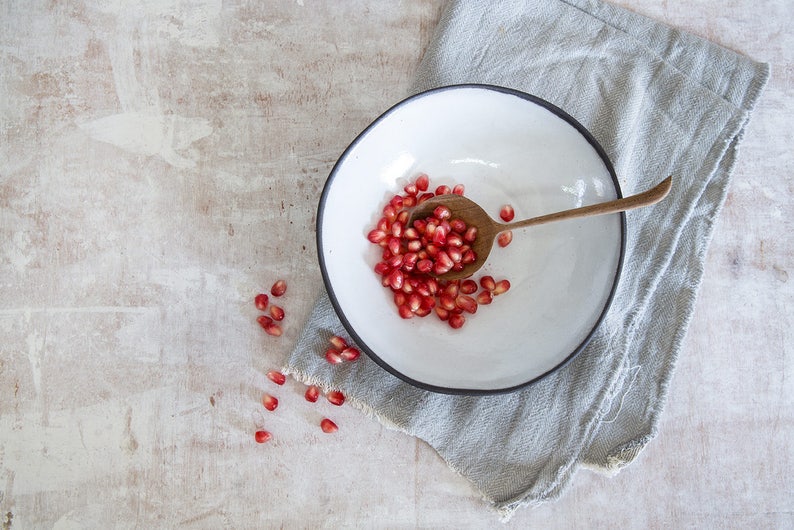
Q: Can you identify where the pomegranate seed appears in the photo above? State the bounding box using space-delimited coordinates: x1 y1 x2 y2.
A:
325 348 344 364
497 230 513 247
254 293 269 311
452 184 465 195
327 390 345 406
271 280 287 297
266 371 286 385
387 269 404 290
403 195 417 208
383 204 397 222
499 204 515 222
374 261 390 275
435 184 451 195
404 182 418 196
435 307 450 320
476 290 493 305
455 294 478 314
367 229 388 244
262 393 278 411
329 336 348 350
256 315 273 329
305 385 320 402
254 430 272 443
433 205 451 220
320 418 338 433
417 192 434 204
340 346 360 361
415 173 429 191
463 226 478 242
460 279 477 294
480 275 496 291
398 304 414 319
448 313 466 329
263 321 282 336
493 279 511 295
269 305 285 321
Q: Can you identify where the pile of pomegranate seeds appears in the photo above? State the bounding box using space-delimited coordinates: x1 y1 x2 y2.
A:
366 173 512 328
255 280 288 336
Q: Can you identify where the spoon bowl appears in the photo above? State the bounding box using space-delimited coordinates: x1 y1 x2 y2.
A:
408 175 672 280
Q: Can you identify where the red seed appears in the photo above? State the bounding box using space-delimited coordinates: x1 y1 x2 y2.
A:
415 173 430 191
367 229 388 244
327 390 345 406
435 184 452 195
499 204 515 222
460 279 478 294
255 430 272 443
329 335 348 350
325 348 344 364
305 385 320 402
452 184 465 195
497 230 513 247
398 304 414 319
340 346 360 361
262 393 278 411
476 290 493 305
266 370 286 385
320 418 338 433
256 315 273 329
433 205 451 220
455 294 478 314
263 321 282 336
480 275 496 291
271 279 287 297
404 182 418 196
269 305 285 321
448 313 466 329
254 293 269 311
463 226 478 242
493 279 511 295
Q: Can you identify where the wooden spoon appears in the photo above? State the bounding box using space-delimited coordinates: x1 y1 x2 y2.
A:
408 175 672 280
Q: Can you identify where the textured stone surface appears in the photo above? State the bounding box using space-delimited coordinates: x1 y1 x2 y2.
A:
0 1 791 527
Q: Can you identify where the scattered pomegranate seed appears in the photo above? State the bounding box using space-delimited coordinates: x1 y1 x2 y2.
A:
254 293 269 311
320 418 338 433
254 430 272 443
256 315 273 329
270 280 287 297
327 390 345 406
493 279 511 295
263 321 282 336
460 279 477 294
262 393 278 411
499 204 515 222
305 385 320 402
415 173 429 191
497 230 513 247
448 313 466 329
266 370 286 385
452 184 465 195
329 336 348 350
269 305 285 321
340 346 360 361
325 348 344 364
480 275 496 291
476 290 493 305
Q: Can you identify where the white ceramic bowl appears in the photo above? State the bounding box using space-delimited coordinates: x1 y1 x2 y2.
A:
317 85 624 394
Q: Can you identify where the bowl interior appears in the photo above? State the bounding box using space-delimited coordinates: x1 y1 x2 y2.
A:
318 85 623 393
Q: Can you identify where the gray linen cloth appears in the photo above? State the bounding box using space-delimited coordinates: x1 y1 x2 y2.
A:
284 0 769 518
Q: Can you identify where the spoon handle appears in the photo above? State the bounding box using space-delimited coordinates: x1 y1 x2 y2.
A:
505 175 672 230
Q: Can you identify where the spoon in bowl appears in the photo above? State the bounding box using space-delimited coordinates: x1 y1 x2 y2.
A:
407 175 672 280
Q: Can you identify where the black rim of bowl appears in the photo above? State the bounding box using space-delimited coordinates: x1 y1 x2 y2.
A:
316 83 626 395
